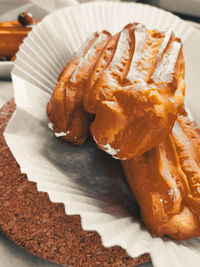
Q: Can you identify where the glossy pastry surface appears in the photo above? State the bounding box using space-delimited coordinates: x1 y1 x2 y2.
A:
47 31 111 144
122 110 200 240
84 23 185 160
45 22 200 240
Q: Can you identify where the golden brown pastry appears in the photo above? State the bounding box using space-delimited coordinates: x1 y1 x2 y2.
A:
46 23 200 240
84 23 185 160
0 13 36 59
122 109 200 240
47 31 111 144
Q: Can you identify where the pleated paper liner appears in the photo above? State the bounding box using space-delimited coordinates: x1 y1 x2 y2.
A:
0 100 151 267
5 2 200 267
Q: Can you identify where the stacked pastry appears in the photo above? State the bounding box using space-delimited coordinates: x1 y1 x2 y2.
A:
122 110 200 240
47 22 200 240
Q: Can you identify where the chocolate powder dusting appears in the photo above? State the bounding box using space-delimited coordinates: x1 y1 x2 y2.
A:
0 99 151 266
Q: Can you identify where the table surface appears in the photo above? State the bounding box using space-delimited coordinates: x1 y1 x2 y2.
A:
0 81 151 266
0 0 152 264
0 1 199 266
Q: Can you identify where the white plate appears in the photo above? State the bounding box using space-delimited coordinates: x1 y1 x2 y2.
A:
5 2 200 267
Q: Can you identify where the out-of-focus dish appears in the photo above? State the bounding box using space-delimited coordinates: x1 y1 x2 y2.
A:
0 12 37 60
0 12 38 79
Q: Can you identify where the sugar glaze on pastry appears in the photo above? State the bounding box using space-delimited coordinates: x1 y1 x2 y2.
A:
47 22 185 159
46 22 200 240
84 23 185 159
47 30 111 144
122 109 200 240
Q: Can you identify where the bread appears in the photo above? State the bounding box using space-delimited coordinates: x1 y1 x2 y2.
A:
47 31 111 144
84 23 185 159
122 109 200 240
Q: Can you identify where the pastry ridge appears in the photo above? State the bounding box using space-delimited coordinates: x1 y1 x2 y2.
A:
84 23 185 159
122 110 200 240
47 30 111 144
46 23 200 240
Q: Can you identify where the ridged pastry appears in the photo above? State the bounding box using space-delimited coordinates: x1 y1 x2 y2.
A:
46 23 200 240
84 23 185 160
47 31 111 144
122 109 200 240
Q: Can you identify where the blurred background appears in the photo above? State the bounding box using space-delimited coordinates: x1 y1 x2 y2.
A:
135 0 200 20
1 0 200 20
0 0 199 267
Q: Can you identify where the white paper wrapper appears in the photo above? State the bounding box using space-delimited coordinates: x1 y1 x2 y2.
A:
4 2 200 267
